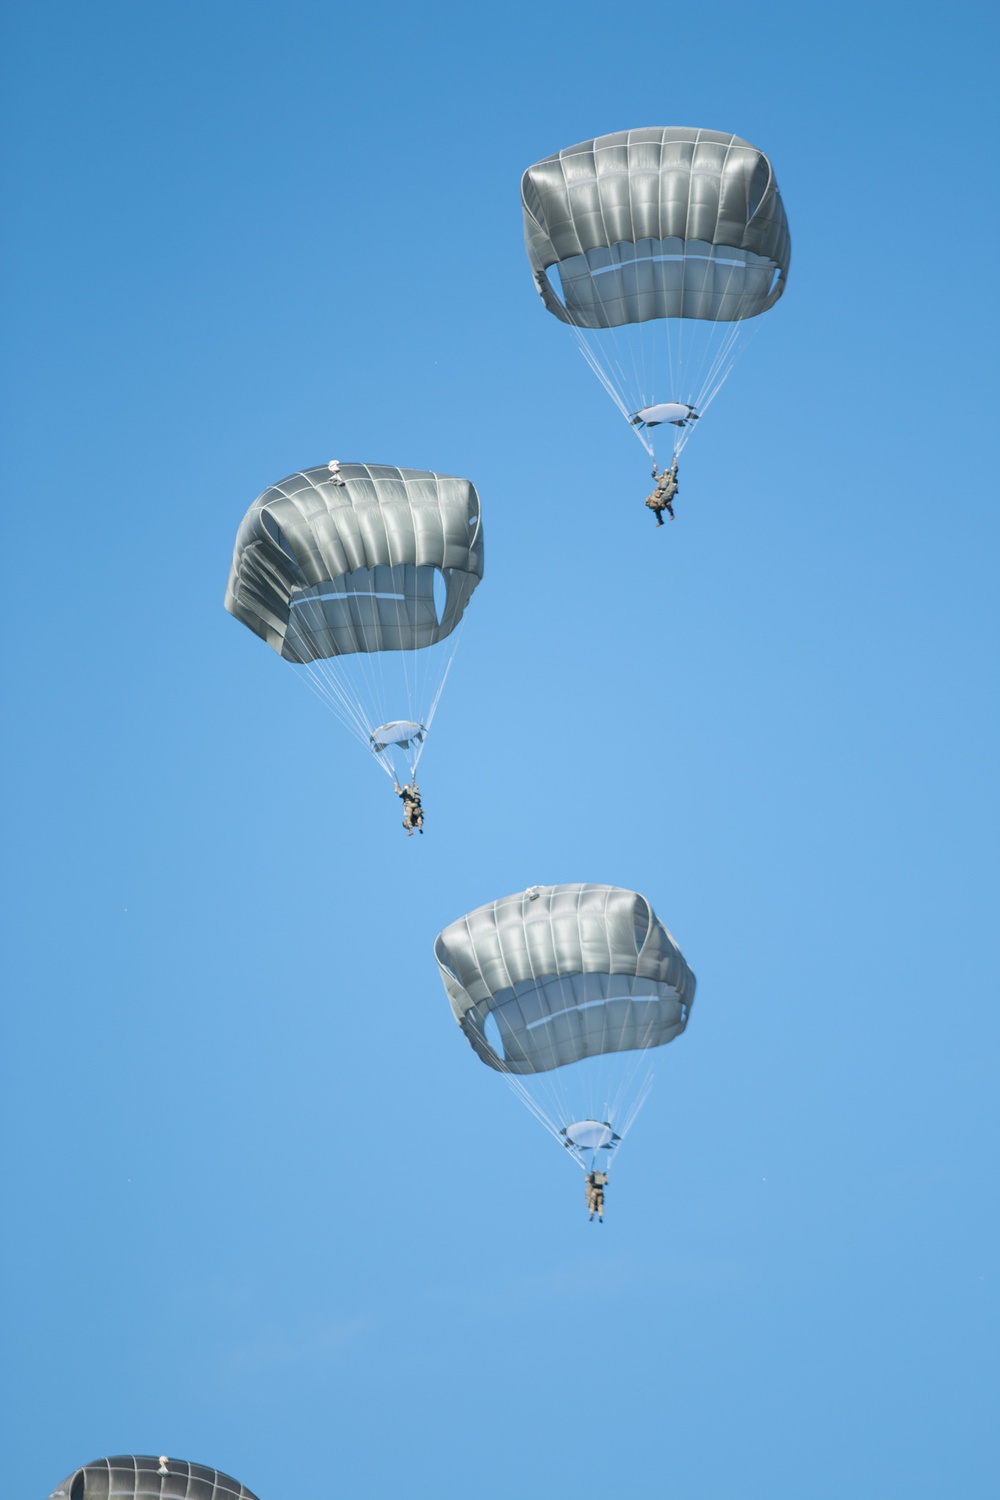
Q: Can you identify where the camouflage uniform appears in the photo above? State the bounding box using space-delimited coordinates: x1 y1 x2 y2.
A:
396 782 424 835
585 1170 609 1221
645 464 678 525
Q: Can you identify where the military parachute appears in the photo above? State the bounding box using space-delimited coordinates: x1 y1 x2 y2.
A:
47 1455 260 1500
521 127 791 464
434 884 695 1174
225 462 484 786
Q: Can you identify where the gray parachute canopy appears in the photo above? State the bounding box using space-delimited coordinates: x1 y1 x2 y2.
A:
434 883 696 1076
521 126 791 329
46 1455 260 1500
224 463 484 663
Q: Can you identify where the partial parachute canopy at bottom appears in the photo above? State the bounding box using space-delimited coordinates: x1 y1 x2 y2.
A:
46 1455 261 1500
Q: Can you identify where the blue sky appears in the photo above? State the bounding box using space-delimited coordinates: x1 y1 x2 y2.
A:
2 2 998 1496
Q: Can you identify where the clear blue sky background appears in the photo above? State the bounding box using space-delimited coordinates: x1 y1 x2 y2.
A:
2 2 998 1497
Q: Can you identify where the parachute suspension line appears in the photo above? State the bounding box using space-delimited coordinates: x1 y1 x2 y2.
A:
621 287 652 435
607 1038 653 1127
671 241 764 459
617 1067 655 1143
411 622 464 778
290 578 449 785
672 321 752 461
573 333 653 459
490 1050 580 1156
306 604 380 741
530 1029 651 1166
701 317 758 410
690 248 743 399
355 565 394 757
612 1017 659 1143
688 256 746 394
670 248 764 457
570 307 751 467
604 1001 662 1140
298 660 384 761
292 596 385 754
575 334 647 438
295 596 399 776
424 627 460 731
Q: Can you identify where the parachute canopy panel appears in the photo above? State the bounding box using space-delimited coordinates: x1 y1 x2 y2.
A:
225 463 484 663
521 127 791 328
434 883 696 1076
47 1456 261 1500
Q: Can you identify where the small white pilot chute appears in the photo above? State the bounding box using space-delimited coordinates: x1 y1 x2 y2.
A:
369 720 426 753
630 402 699 429
367 719 428 782
563 1120 618 1151
561 1118 621 1169
367 720 427 783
